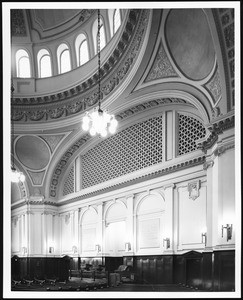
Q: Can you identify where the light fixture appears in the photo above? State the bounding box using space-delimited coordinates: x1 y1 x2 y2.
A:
163 238 170 249
82 9 118 137
201 227 207 246
201 232 207 245
222 224 233 241
125 242 131 252
11 80 25 183
95 244 101 252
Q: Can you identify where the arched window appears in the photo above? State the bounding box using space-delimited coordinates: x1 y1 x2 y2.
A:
113 9 121 34
75 33 89 66
93 18 106 54
57 43 71 74
16 49 31 78
37 49 52 78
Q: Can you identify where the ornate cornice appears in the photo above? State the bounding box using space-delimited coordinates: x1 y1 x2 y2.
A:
12 10 150 123
197 115 234 153
116 98 188 120
57 155 206 206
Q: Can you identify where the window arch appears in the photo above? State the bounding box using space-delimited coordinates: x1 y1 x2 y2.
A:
57 43 71 74
75 33 89 66
37 49 52 78
16 49 31 78
92 17 106 55
113 9 121 35
108 9 121 37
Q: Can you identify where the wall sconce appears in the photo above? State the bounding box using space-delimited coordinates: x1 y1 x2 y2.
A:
163 238 170 249
22 246 27 254
125 242 131 252
222 224 233 241
49 247 54 253
72 245 77 253
201 232 207 245
95 244 101 252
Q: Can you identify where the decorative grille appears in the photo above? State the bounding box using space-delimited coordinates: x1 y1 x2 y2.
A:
63 165 75 196
178 114 206 155
82 116 163 188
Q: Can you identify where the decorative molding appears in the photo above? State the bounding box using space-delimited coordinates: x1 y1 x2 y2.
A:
18 180 27 198
12 10 149 123
213 145 226 157
65 213 70 224
57 155 206 205
40 135 65 153
197 115 234 153
197 132 218 154
50 134 91 197
188 180 201 200
163 183 175 190
116 98 188 120
213 8 235 111
208 115 234 133
145 42 178 82
203 160 214 170
27 170 45 185
205 65 222 105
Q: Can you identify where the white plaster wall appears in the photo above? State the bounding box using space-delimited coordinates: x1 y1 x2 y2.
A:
11 217 20 254
29 213 42 255
177 183 207 250
61 214 72 253
219 148 235 244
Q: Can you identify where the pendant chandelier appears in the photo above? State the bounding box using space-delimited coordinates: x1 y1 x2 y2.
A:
82 9 118 137
11 80 25 183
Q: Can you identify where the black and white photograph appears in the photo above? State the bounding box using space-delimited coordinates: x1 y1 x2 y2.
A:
2 1 241 299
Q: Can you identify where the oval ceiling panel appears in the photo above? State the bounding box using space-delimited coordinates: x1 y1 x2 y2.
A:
165 9 215 80
16 136 50 170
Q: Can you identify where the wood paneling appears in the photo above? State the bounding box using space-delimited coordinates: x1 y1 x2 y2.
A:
11 250 235 291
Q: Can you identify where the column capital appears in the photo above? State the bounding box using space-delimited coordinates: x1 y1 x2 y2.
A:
163 183 175 191
203 160 214 170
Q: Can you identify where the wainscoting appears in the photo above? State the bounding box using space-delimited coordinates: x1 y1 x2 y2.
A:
11 250 235 291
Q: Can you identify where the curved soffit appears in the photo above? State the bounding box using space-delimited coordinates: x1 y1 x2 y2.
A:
11 9 148 125
46 97 204 200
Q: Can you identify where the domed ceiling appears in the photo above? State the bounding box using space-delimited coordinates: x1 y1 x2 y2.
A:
8 6 235 203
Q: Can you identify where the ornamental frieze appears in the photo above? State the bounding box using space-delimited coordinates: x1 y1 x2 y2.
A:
12 10 150 123
56 155 206 206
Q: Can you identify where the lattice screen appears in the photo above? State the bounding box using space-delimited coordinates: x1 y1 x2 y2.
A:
178 113 206 155
63 165 75 196
81 116 163 189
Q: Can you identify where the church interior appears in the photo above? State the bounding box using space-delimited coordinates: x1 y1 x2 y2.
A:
3 2 241 298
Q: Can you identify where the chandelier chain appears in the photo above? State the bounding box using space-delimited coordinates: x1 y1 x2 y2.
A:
11 78 15 170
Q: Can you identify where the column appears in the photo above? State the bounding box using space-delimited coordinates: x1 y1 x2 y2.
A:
126 194 134 254
163 184 175 252
97 202 104 254
203 158 215 249
75 156 81 192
